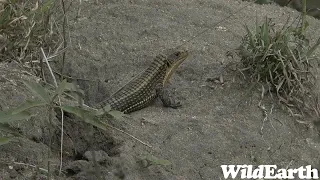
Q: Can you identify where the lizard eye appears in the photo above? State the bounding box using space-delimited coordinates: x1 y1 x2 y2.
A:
175 52 181 56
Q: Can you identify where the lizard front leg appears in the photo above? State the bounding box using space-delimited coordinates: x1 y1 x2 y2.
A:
156 85 181 109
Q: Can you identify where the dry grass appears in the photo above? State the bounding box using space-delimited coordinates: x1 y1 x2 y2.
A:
0 0 61 74
239 16 320 116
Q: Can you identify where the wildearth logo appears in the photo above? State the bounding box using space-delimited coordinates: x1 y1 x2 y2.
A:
221 165 319 179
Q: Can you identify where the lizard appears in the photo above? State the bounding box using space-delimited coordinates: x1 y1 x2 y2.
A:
98 2 252 114
99 48 189 113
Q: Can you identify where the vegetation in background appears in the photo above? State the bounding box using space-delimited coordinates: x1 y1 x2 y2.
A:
0 0 126 177
239 0 320 116
1 0 319 178
0 0 60 76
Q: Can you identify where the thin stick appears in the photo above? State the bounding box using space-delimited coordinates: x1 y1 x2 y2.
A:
107 124 152 148
13 162 48 173
39 49 46 82
41 48 58 86
259 103 268 135
40 48 65 174
60 0 68 78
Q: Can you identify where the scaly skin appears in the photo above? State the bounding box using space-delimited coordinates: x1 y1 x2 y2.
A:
100 48 189 113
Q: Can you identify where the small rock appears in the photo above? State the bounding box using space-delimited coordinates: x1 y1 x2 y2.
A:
84 150 112 165
65 160 91 175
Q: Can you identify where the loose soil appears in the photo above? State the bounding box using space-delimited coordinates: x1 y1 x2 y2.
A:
1 0 320 179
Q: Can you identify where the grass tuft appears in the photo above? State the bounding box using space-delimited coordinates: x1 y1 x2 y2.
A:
0 0 59 65
239 16 320 114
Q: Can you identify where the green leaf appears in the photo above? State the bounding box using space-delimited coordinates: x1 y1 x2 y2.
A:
262 17 270 47
62 82 85 102
65 83 85 96
244 25 254 47
60 106 108 130
108 110 125 119
0 137 10 146
0 5 12 26
60 105 88 117
95 104 112 116
145 155 172 166
10 100 47 114
54 79 68 98
23 80 50 102
255 16 259 36
0 111 32 123
54 80 85 98
0 123 22 136
39 0 54 13
94 105 124 119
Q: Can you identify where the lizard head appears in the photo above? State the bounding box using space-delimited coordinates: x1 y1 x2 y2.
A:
162 48 189 86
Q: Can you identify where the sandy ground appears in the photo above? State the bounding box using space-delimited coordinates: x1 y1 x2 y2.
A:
1 0 320 179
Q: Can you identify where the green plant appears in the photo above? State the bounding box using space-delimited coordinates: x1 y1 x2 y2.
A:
0 0 60 67
0 79 123 144
0 79 123 178
239 15 320 113
140 154 172 168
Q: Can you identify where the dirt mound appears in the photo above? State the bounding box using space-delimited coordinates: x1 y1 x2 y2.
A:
1 0 320 179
